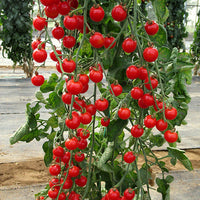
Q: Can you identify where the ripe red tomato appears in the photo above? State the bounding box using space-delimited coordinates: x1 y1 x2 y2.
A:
73 97 86 112
58 1 70 15
33 16 47 31
89 69 103 83
95 98 109 111
52 26 65 40
61 177 73 189
53 146 64 158
31 39 45 50
63 35 76 48
31 74 45 86
78 74 89 85
86 104 96 115
153 100 165 111
49 178 60 189
156 119 168 131
122 38 137 53
61 151 71 163
131 125 144 138
126 65 139 79
90 32 105 48
108 188 120 200
138 67 148 80
78 138 88 150
65 137 78 150
80 112 92 124
144 115 156 128
165 107 177 120
131 87 144 100
32 48 47 63
76 15 84 30
67 79 83 95
145 20 159 35
118 107 131 120
69 165 80 177
40 0 59 6
144 76 158 90
65 112 81 129
89 5 105 22
110 83 123 96
143 47 158 62
50 50 62 62
68 0 79 9
140 93 154 107
48 188 59 199
124 151 136 163
64 15 78 30
45 4 59 19
75 152 85 162
104 36 116 49
49 164 61 176
75 176 87 187
58 192 66 200
80 129 90 139
124 188 135 200
62 92 72 104
164 130 178 143
101 117 110 127
111 5 127 22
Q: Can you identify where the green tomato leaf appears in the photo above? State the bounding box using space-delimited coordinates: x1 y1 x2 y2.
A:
107 119 128 142
10 123 29 145
151 0 169 24
47 116 58 128
167 147 193 171
158 47 171 62
149 25 167 47
43 140 53 167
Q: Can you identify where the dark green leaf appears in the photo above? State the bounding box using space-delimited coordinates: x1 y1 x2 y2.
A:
149 134 165 147
43 140 53 166
151 0 169 24
47 116 58 128
107 119 128 142
149 25 167 47
167 147 193 171
158 47 171 62
10 123 29 144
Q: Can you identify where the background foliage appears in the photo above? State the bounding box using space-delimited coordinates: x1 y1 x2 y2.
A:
0 0 34 77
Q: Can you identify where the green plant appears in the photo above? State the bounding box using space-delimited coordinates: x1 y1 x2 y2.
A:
190 10 200 75
10 0 193 199
164 0 188 50
0 0 34 77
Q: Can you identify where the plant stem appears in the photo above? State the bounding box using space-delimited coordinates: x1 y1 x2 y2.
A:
82 83 97 199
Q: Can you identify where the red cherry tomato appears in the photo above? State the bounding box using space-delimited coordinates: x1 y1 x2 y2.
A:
164 130 178 143
165 107 177 120
95 98 109 111
131 125 144 138
118 107 131 120
124 151 136 163
111 5 127 22
145 20 159 35
122 38 137 53
89 5 105 22
89 32 105 48
143 47 158 62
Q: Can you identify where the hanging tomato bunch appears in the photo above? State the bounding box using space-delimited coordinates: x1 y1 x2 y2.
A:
10 0 193 200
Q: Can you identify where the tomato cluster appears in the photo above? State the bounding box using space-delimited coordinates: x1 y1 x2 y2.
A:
32 0 180 199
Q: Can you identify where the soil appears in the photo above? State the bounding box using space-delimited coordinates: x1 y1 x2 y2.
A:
0 149 200 187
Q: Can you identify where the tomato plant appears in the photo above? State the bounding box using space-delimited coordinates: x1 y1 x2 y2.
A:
10 0 194 200
0 0 34 77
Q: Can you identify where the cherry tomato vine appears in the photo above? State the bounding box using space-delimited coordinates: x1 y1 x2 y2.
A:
10 0 193 200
